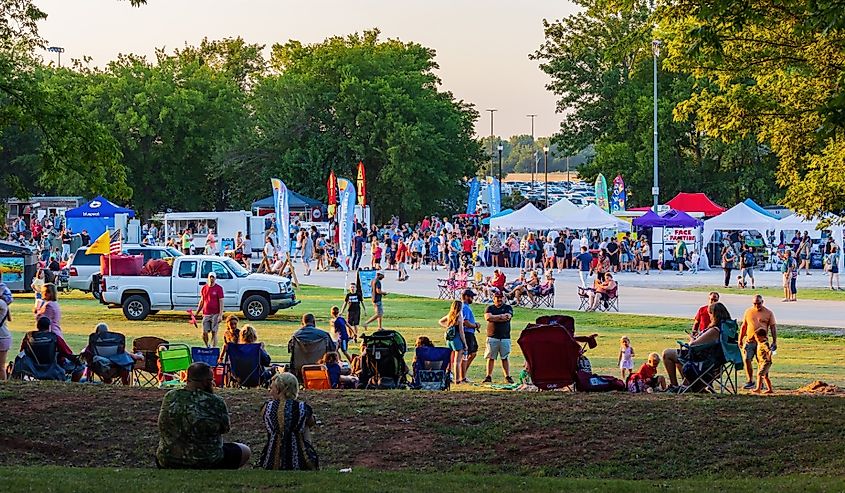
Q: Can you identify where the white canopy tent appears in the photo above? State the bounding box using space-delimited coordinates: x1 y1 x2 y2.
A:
542 198 580 222
776 214 844 271
702 202 780 246
547 203 631 232
489 203 556 232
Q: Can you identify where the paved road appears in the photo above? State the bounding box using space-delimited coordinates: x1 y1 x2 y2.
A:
296 263 845 329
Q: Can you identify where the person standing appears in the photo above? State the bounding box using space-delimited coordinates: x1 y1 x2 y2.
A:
740 245 756 289
640 239 651 275
196 272 225 348
675 239 688 275
395 238 409 281
721 244 737 288
156 362 251 469
798 232 812 275
181 229 192 255
301 230 313 276
341 283 363 340
739 295 778 390
482 289 513 384
363 272 387 330
575 246 592 288
0 298 11 380
554 234 566 273
351 230 365 271
205 229 218 255
33 283 62 337
439 300 467 384
826 245 841 290
460 289 481 382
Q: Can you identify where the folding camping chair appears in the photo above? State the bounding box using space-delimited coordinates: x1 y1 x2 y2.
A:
678 320 744 394
577 287 591 311
301 364 332 390
436 279 453 299
85 331 133 384
157 343 192 388
289 335 334 380
517 315 583 390
192 347 222 386
225 343 264 388
598 286 619 312
411 346 452 390
132 336 168 387
11 331 68 381
529 286 555 309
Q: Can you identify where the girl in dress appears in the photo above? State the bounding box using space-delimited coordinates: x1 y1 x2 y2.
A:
618 336 635 380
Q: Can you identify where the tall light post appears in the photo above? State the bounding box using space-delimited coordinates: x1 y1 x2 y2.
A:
486 109 497 177
527 114 537 187
543 145 549 208
652 39 661 212
48 46 65 67
497 143 504 201
566 155 570 183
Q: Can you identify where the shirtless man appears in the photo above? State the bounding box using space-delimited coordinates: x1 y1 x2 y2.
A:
739 294 778 390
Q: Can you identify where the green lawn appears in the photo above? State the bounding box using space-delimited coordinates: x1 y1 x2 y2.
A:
675 285 845 301
0 467 842 493
8 286 845 389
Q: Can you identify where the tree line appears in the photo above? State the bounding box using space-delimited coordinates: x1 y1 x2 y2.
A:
1 2 483 222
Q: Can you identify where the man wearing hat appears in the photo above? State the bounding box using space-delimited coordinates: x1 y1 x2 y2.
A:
483 288 514 384
197 271 225 348
460 289 481 382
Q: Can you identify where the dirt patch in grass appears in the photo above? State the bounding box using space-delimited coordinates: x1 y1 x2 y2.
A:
1 382 844 478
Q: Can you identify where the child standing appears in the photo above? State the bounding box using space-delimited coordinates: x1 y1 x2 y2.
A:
330 306 354 363
618 336 635 380
753 328 774 394
657 250 664 273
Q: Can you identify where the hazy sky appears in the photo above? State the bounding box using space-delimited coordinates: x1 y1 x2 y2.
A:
35 0 578 138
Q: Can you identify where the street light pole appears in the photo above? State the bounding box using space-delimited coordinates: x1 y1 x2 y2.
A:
486 109 497 177
543 146 549 208
652 40 661 212
497 143 503 202
566 155 570 183
48 46 65 67
527 114 537 187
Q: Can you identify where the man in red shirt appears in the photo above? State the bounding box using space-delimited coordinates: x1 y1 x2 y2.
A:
692 292 719 336
395 238 410 281
197 272 225 348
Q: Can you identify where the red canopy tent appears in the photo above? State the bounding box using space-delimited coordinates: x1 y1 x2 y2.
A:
629 192 725 217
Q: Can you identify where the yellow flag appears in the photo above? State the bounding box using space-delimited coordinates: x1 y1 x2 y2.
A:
86 230 111 255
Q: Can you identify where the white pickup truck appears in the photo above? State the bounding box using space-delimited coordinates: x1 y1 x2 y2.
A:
100 255 299 321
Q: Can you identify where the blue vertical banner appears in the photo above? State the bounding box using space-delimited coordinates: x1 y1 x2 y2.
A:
270 178 290 256
337 177 356 271
489 177 501 215
466 177 480 215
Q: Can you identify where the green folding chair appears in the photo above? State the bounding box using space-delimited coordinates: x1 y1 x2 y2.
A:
157 344 192 388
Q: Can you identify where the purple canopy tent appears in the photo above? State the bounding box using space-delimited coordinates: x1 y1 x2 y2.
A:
632 208 702 228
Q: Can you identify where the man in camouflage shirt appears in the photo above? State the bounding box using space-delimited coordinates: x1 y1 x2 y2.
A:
156 362 251 469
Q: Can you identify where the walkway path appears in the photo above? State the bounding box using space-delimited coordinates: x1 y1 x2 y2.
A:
299 264 845 329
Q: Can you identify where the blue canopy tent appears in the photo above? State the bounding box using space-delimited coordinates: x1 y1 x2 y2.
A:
251 190 323 212
480 208 514 225
65 196 135 240
743 199 780 219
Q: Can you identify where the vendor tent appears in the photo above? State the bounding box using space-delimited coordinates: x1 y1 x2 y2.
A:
252 190 323 212
480 208 513 225
549 203 631 231
542 198 580 221
65 196 135 240
776 214 844 271
666 193 726 217
743 199 780 219
489 203 555 232
702 202 779 246
633 208 703 228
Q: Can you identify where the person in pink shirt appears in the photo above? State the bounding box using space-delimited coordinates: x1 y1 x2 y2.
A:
197 272 225 347
33 283 62 338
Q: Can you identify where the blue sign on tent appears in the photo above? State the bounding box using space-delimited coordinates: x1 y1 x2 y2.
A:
65 196 135 240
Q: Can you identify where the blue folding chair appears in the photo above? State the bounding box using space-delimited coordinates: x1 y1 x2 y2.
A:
225 343 265 388
191 347 221 367
412 346 453 390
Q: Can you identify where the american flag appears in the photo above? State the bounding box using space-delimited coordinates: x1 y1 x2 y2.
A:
109 230 122 255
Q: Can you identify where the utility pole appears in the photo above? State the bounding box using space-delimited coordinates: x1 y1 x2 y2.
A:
543 146 550 208
652 40 661 212
527 114 537 187
497 143 504 203
486 109 497 177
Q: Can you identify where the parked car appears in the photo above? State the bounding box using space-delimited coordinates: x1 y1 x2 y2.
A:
100 255 299 321
67 244 182 296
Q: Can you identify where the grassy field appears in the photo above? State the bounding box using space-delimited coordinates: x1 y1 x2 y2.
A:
675 285 845 301
7 286 845 388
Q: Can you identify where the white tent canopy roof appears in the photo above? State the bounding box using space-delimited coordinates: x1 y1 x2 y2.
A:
542 198 580 221
702 202 780 245
776 214 844 270
489 203 556 232
546 203 631 231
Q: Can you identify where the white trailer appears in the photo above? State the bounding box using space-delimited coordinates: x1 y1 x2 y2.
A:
164 211 266 265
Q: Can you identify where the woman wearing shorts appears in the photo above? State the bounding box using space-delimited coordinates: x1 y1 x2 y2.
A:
0 299 11 380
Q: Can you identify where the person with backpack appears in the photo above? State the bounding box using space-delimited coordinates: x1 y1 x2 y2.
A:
740 245 757 289
721 244 737 288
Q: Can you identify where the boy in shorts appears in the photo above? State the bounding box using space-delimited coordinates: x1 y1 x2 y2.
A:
753 328 774 394
341 283 362 340
634 352 667 392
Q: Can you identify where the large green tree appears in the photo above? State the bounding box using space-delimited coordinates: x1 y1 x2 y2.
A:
230 30 483 221
533 0 781 207
659 0 845 219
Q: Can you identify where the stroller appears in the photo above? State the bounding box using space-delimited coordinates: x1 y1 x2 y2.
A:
359 330 409 389
411 346 453 390
518 315 623 391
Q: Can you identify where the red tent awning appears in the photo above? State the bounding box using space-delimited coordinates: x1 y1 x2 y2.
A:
665 193 725 217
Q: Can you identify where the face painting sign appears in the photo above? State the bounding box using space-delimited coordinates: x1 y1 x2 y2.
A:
664 228 697 243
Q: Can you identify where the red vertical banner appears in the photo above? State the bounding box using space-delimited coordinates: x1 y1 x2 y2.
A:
357 161 366 207
327 170 339 218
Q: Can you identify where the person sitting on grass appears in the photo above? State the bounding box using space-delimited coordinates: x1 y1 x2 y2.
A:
661 302 730 392
632 352 667 392
319 351 358 389
258 372 319 470
156 362 251 469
